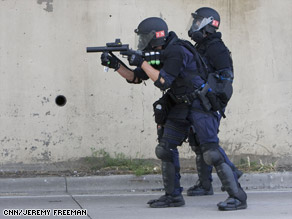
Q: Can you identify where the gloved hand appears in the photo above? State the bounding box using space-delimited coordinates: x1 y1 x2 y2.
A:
100 52 120 71
127 53 144 67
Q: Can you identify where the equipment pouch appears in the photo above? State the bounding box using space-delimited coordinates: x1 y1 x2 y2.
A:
153 92 174 124
207 70 233 110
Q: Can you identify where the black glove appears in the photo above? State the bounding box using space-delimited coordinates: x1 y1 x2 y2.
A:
127 54 144 67
100 52 120 71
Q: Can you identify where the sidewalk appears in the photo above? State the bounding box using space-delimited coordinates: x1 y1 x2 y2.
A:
1 172 292 195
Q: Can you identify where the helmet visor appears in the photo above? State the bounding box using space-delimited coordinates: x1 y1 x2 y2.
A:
189 14 213 32
135 30 156 51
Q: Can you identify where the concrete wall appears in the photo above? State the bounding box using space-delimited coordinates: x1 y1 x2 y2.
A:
0 0 291 169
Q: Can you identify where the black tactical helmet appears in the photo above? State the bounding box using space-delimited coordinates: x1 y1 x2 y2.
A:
134 17 168 50
190 7 220 34
188 7 220 43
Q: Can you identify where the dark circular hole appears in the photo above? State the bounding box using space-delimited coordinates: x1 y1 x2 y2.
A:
55 95 67 107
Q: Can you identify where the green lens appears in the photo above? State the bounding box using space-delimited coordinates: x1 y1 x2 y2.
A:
155 60 160 65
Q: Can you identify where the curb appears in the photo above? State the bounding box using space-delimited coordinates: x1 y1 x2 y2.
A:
0 177 66 195
0 172 292 195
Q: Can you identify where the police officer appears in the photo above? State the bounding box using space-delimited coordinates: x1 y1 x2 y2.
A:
100 16 246 210
101 18 189 207
186 7 247 210
187 7 243 197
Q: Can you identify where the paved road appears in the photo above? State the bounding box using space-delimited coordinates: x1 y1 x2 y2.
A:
0 190 291 219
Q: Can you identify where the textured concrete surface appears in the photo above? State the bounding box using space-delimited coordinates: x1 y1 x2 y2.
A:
1 192 292 219
0 0 291 169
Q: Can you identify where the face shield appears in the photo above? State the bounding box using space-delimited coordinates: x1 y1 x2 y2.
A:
188 14 214 34
134 30 156 51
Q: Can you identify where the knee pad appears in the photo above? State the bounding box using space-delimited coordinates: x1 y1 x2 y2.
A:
203 147 224 166
155 140 174 162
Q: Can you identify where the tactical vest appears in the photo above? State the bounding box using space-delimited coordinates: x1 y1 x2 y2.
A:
168 40 208 96
196 37 234 74
196 37 234 116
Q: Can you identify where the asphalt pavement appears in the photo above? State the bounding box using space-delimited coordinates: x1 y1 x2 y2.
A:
0 172 291 219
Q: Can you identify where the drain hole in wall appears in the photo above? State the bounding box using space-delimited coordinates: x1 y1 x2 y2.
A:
55 95 67 107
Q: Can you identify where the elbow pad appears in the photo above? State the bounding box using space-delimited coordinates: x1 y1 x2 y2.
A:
154 74 170 91
127 68 148 84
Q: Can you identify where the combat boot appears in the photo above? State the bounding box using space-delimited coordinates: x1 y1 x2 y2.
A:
217 197 247 211
147 194 185 208
218 183 247 211
187 181 213 196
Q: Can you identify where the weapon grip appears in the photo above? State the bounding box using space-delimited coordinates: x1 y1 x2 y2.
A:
101 52 110 72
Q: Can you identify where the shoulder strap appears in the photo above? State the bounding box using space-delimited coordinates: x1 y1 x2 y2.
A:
174 40 208 81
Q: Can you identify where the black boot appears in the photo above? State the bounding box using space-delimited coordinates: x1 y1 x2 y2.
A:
215 163 247 211
217 197 247 211
147 194 185 208
188 152 213 196
187 181 214 196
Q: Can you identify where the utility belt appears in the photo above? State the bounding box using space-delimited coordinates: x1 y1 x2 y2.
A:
153 82 225 130
168 91 197 105
169 84 212 111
